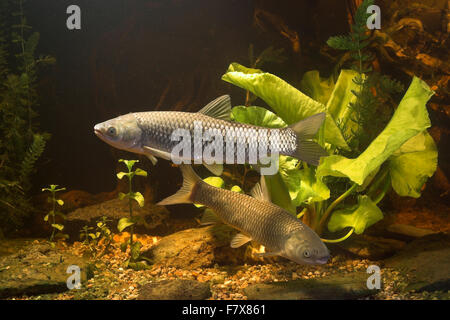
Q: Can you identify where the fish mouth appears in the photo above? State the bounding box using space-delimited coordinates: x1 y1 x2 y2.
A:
315 256 330 265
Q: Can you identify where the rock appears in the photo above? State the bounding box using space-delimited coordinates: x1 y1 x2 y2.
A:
331 234 406 260
0 241 91 298
244 271 377 300
384 233 450 292
386 224 438 239
64 198 170 239
137 279 211 300
141 225 268 269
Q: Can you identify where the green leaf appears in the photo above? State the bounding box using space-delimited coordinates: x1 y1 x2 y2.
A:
56 199 64 206
119 159 138 172
134 168 148 177
279 158 330 206
116 172 128 180
117 217 135 232
328 195 383 234
118 192 127 200
130 192 145 207
222 63 348 149
231 106 287 128
389 131 438 198
203 177 225 189
43 214 49 222
324 69 361 140
264 170 296 214
317 77 434 185
300 70 336 105
230 185 244 194
51 224 64 231
120 241 128 252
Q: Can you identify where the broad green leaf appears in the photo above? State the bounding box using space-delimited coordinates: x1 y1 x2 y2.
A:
279 158 330 206
231 106 287 128
389 131 438 198
117 217 135 232
51 224 64 231
56 199 64 206
203 176 225 189
317 77 434 185
130 192 145 207
195 177 225 208
264 170 296 214
116 172 127 180
300 70 335 105
328 195 383 234
230 185 244 194
324 69 361 139
222 63 348 149
134 168 148 177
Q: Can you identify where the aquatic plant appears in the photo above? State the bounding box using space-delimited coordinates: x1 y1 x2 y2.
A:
42 184 67 243
221 62 436 242
0 0 54 234
218 0 439 243
116 159 150 269
79 216 113 257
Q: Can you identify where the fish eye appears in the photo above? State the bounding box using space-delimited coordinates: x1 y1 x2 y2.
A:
303 250 311 258
107 127 117 136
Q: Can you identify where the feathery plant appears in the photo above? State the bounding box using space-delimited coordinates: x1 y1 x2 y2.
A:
0 0 54 234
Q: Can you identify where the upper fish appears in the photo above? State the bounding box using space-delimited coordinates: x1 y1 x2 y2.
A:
94 95 328 175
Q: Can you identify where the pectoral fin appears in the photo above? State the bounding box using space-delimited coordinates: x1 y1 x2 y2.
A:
143 146 173 161
200 209 221 225
146 154 158 166
230 233 252 248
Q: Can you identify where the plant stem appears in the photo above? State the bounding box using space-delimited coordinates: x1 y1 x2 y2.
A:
128 174 134 249
50 191 55 242
317 183 357 234
321 228 354 243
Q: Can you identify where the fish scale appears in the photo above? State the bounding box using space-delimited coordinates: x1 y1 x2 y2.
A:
193 181 305 253
133 111 297 163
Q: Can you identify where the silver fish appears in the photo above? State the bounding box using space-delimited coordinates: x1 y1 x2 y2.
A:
94 95 327 175
158 165 330 265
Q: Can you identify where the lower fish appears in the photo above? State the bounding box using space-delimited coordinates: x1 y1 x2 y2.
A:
93 95 328 175
158 165 330 265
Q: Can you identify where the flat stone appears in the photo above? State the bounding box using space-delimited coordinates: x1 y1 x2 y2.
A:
0 241 91 298
245 271 377 300
333 234 406 260
384 233 450 292
141 225 268 269
137 279 211 300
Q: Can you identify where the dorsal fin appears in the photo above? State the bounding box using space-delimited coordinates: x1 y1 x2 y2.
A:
198 95 231 120
250 176 271 202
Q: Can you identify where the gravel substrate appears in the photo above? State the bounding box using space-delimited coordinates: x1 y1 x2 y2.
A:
7 236 449 300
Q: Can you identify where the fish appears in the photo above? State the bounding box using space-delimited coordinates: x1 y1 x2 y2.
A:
93 95 328 176
158 165 330 265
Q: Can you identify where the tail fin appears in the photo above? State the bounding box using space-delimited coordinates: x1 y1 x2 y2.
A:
157 165 201 206
288 113 328 166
